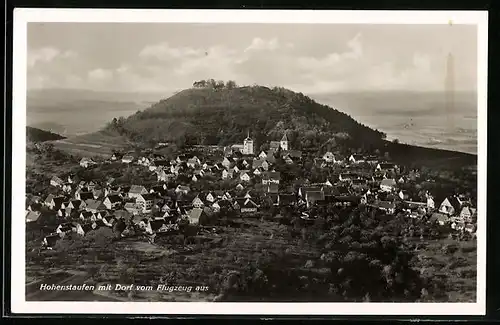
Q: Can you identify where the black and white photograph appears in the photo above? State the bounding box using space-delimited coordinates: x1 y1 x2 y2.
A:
11 9 487 315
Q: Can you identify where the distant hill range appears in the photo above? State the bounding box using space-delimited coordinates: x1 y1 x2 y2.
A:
27 126 66 143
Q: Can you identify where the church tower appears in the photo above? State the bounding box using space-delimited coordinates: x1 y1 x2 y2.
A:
280 132 289 151
243 130 254 155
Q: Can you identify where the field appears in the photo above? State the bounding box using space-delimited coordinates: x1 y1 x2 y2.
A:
51 131 133 158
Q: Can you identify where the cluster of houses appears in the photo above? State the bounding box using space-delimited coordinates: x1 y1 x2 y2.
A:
26 134 477 248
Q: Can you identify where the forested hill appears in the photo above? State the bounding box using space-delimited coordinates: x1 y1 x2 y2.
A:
104 82 387 152
27 126 66 143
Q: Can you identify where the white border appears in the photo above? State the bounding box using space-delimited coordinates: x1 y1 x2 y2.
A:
12 9 488 315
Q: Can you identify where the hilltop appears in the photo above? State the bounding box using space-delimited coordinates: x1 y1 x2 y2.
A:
104 83 386 150
27 126 66 143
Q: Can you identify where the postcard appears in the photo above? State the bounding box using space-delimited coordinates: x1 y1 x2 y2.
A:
11 8 487 315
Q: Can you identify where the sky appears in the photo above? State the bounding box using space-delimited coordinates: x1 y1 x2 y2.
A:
27 23 478 94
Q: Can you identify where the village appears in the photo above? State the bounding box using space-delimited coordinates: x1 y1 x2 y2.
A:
25 132 478 250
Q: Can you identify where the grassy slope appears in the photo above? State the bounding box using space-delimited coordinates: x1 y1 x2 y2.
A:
27 126 66 142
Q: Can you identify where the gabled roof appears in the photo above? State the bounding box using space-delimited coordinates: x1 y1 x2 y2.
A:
139 193 157 201
442 196 462 212
105 195 122 204
129 185 147 194
80 211 93 218
243 198 259 208
79 192 94 201
281 133 288 142
86 200 106 211
114 209 131 220
52 196 66 206
189 208 203 222
44 194 55 204
26 211 41 222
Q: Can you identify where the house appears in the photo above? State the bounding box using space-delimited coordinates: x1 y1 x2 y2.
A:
459 206 477 223
305 191 325 208
236 183 245 191
212 199 232 213
259 151 267 159
50 176 64 187
103 195 122 210
67 200 84 210
122 155 135 164
188 208 203 224
124 202 142 215
62 184 72 193
48 196 66 210
26 211 41 223
77 191 94 202
206 192 216 203
397 176 407 184
136 193 156 213
43 194 55 207
430 212 450 226
222 169 233 180
280 133 289 151
232 165 240 174
192 196 205 209
427 196 435 209
269 141 281 152
93 188 104 199
157 169 172 182
240 171 251 182
262 171 280 185
128 185 148 199
398 190 409 201
323 152 337 163
376 163 396 172
253 168 262 176
284 156 294 165
377 201 396 215
298 186 323 197
191 175 198 182
438 196 463 215
79 211 94 222
349 154 365 164
241 199 259 213
42 233 61 248
222 157 231 169
80 157 96 168
175 185 190 195
380 179 397 192
187 158 200 169
366 155 379 164
85 200 107 213
252 159 269 170
266 151 277 164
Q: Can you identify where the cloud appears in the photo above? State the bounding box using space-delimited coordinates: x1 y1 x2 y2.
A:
27 47 77 68
88 68 113 81
139 42 203 60
27 32 469 94
244 37 280 52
